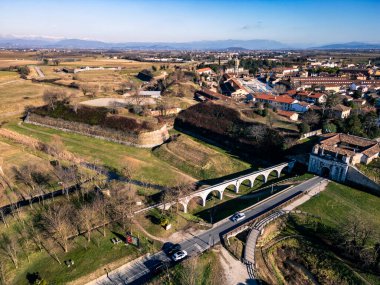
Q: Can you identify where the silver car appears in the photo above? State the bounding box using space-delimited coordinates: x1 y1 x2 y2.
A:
171 250 188 261
231 212 246 222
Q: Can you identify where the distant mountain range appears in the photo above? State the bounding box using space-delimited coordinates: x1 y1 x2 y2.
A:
312 41 380 50
0 36 379 50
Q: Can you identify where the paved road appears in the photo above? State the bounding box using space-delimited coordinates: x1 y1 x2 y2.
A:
88 176 325 285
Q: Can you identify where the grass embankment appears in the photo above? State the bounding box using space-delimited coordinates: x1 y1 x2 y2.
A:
5 121 193 187
356 158 380 183
298 182 380 240
153 134 250 180
259 182 380 285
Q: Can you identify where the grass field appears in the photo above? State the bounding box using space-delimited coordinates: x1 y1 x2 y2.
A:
0 70 19 82
4 121 195 187
257 182 380 285
298 182 380 242
0 59 39 68
153 133 251 180
7 225 160 285
0 80 82 118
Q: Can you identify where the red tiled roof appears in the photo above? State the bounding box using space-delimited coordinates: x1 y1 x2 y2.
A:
254 94 296 104
196 67 213 73
277 110 297 118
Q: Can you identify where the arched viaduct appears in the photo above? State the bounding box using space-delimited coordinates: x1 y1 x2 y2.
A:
162 161 294 213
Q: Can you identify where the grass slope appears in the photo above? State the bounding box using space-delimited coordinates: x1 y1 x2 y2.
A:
153 134 250 180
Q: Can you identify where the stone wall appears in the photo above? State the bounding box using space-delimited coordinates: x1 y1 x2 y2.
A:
346 166 380 194
26 113 169 148
308 154 348 182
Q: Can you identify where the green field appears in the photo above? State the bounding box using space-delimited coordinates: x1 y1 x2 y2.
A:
4 121 195 187
258 182 380 285
298 182 380 242
7 225 160 285
153 133 251 180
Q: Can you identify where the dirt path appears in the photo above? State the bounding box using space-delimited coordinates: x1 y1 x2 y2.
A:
217 246 253 285
0 79 22 86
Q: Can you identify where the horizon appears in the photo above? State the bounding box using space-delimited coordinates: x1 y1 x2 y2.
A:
1 0 379 46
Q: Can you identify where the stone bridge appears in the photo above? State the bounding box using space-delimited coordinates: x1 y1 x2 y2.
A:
163 161 294 213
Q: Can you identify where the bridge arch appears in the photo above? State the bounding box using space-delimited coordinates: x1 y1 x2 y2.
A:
224 183 238 193
205 189 223 202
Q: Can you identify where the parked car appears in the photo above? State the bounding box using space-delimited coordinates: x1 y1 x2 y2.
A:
171 250 188 261
231 212 245 222
167 243 181 255
151 261 169 274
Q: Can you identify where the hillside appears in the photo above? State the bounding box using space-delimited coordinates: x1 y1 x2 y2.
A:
257 182 380 284
153 134 250 180
174 101 286 160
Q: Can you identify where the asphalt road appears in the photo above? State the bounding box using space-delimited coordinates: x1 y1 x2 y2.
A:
89 176 325 285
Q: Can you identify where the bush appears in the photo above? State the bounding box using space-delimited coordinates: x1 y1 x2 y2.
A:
299 122 310 134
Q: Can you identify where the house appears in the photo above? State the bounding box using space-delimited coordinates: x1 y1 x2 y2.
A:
330 104 351 119
254 94 298 111
277 110 299 121
196 67 214 75
293 92 327 104
138 91 161 98
291 101 311 113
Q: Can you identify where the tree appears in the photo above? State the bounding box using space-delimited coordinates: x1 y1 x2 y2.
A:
0 233 20 268
52 59 61 66
77 204 96 243
42 204 73 252
325 93 341 108
42 59 49 65
323 122 337 133
298 122 310 134
301 111 321 128
42 89 68 110
345 115 363 136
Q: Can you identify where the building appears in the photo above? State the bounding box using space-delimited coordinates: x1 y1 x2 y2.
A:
138 91 161 98
254 94 298 111
277 110 299 121
293 92 327 104
330 104 351 119
308 133 380 182
196 67 214 75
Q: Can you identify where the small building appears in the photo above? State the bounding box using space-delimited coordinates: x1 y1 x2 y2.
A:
138 91 161 98
277 110 299 121
196 67 214 75
330 104 351 119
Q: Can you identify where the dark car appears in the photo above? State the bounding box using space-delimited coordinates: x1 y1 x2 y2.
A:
151 261 169 274
167 243 181 256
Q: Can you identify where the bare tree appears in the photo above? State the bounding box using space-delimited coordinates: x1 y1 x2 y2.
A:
42 88 68 110
0 233 20 268
42 204 73 252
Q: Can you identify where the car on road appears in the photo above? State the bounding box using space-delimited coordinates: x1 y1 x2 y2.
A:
171 250 187 261
150 261 169 274
231 212 245 222
166 243 181 255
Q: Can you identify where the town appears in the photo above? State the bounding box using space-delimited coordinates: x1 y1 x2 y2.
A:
0 1 379 285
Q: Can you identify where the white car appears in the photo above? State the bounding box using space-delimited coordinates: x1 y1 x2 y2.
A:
231 212 246 222
171 250 188 261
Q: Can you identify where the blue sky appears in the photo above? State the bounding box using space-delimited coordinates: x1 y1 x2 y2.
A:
0 0 379 44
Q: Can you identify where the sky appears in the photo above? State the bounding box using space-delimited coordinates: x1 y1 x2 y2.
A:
0 0 379 45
